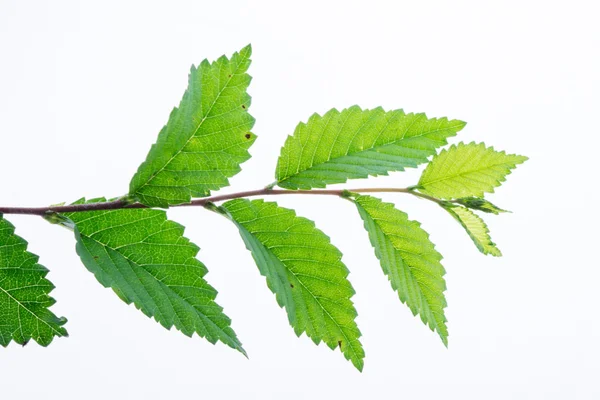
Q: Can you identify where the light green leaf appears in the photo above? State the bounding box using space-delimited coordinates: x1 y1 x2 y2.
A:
455 197 508 215
352 194 448 345
445 206 501 256
218 199 365 371
417 142 528 199
129 45 256 207
0 215 67 346
275 106 466 189
62 198 243 353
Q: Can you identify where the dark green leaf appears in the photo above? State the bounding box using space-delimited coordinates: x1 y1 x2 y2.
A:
62 199 244 353
0 215 67 346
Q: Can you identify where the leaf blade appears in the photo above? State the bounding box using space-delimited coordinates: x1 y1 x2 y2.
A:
275 106 465 189
129 45 256 207
352 194 448 345
445 206 502 256
63 199 244 353
417 142 528 199
218 199 365 370
0 215 67 347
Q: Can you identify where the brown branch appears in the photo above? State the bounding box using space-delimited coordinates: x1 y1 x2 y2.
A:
0 187 448 216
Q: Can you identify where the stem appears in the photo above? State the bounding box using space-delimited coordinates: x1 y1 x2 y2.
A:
0 187 448 216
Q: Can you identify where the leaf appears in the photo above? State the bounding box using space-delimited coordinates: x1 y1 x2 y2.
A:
352 194 448 345
445 206 501 256
0 215 67 346
275 106 466 189
417 142 528 199
455 197 508 214
129 45 256 207
62 198 244 353
217 199 365 370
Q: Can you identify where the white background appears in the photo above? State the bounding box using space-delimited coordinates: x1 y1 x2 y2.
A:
1 1 598 399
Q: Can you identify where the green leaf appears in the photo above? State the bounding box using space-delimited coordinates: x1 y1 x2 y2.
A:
217 199 365 370
352 194 448 345
0 215 67 346
445 206 501 256
129 45 256 207
62 198 244 353
275 106 466 189
417 142 528 199
455 197 508 214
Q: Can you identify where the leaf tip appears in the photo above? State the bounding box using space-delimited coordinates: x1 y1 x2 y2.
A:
441 336 449 348
238 344 249 359
348 352 365 372
240 43 252 58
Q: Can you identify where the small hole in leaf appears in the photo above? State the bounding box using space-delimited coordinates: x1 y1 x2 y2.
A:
338 340 342 349
241 104 246 109
290 283 294 288
245 133 252 139
93 256 99 260
228 74 232 78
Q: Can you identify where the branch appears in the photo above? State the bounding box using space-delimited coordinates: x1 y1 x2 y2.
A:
0 187 448 216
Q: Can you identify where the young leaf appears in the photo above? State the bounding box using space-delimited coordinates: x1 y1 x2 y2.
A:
129 45 256 207
445 206 501 256
455 197 508 214
275 106 466 189
62 198 244 353
217 199 365 371
352 194 448 345
417 142 528 199
0 215 67 346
